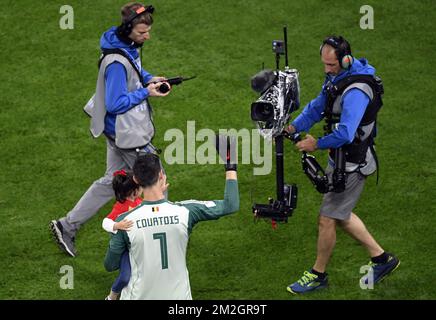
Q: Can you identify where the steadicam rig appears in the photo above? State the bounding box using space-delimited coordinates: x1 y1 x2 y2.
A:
250 26 300 222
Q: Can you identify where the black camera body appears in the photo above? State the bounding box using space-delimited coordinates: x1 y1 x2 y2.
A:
250 69 300 140
157 77 183 93
154 76 196 93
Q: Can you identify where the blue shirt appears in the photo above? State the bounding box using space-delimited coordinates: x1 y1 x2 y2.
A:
291 58 375 149
100 27 154 136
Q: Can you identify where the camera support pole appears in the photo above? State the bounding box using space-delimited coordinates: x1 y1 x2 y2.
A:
275 135 285 202
253 132 297 222
284 26 289 68
275 52 281 71
276 25 288 201
275 25 288 201
252 25 298 222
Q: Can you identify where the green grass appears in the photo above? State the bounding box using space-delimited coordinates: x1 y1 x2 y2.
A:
0 0 435 300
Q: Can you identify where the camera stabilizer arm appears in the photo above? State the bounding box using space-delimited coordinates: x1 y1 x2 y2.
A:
284 132 346 194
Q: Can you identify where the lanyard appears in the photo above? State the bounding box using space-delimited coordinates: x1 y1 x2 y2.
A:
119 48 142 73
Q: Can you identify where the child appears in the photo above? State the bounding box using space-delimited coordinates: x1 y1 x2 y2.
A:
103 169 142 300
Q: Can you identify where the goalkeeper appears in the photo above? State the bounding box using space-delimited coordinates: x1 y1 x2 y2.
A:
104 136 239 300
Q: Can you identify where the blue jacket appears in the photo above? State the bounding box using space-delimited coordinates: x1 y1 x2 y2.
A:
291 58 375 149
100 27 154 136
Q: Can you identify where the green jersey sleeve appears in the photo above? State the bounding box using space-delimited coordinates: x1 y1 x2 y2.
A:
179 179 239 233
104 212 131 272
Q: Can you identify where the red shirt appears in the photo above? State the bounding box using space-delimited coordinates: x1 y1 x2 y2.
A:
106 197 143 221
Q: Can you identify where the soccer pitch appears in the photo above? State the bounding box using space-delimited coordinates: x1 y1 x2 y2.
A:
0 0 435 300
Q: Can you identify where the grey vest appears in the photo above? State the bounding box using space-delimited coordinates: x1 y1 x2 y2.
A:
330 82 377 175
84 52 155 149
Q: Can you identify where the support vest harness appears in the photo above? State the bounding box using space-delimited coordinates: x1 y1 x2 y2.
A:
323 74 384 171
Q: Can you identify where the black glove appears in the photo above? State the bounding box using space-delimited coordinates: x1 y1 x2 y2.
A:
215 135 237 171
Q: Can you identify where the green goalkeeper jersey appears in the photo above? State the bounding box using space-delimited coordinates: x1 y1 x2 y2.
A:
104 179 239 300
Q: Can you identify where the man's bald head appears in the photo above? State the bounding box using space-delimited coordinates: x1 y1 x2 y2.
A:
321 44 341 76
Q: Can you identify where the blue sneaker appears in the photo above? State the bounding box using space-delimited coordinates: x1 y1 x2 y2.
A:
360 253 400 286
287 270 328 294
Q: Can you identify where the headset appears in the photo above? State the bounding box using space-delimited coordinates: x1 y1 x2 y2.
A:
320 36 354 69
117 4 154 38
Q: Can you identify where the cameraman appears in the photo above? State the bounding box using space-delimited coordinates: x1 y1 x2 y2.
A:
50 2 170 257
285 36 399 294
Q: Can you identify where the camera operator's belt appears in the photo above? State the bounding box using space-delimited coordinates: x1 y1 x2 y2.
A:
104 133 161 154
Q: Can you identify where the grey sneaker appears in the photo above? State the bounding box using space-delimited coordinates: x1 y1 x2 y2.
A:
50 220 76 257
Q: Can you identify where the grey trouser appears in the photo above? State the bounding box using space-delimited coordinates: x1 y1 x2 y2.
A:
59 138 157 238
319 165 367 221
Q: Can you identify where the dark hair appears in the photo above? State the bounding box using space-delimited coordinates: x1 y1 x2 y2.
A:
112 171 139 203
133 154 161 188
121 2 153 27
321 35 352 58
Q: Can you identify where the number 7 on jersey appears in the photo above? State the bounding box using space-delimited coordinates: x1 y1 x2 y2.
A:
153 232 168 269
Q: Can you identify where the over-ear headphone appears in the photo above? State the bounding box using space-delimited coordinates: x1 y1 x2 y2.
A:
319 36 354 69
117 4 154 38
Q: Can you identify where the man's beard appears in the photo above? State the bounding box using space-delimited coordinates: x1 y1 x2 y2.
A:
132 41 144 48
326 72 337 81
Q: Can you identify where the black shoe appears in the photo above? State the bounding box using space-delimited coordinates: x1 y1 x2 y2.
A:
49 220 76 257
